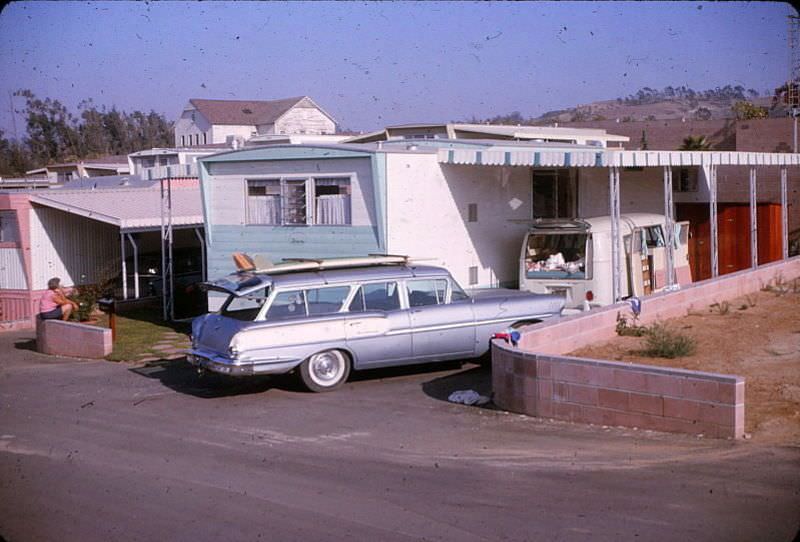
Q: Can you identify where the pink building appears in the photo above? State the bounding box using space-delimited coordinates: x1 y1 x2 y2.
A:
0 181 203 330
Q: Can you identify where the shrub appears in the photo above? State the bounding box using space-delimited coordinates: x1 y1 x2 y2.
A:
642 322 696 359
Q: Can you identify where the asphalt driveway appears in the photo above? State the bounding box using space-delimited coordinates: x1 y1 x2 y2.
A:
0 330 798 542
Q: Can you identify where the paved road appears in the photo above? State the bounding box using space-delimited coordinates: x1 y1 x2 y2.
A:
1 330 798 542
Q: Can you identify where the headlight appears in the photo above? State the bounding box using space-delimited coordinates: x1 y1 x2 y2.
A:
228 344 239 360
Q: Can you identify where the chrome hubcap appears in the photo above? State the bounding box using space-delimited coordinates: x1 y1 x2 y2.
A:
311 352 342 384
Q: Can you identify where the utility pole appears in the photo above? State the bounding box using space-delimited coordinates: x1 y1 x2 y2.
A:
789 14 800 151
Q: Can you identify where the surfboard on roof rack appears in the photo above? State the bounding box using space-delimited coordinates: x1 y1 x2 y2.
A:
231 252 414 275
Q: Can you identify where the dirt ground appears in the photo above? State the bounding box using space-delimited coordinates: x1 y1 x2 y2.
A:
570 280 800 445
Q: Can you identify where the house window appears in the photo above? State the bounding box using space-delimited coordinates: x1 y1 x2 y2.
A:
532 169 576 219
180 135 185 147
283 179 308 225
467 203 478 223
203 132 207 145
246 177 351 226
0 211 18 243
314 177 351 225
468 266 478 286
142 157 156 168
672 167 698 192
247 180 282 225
195 134 200 146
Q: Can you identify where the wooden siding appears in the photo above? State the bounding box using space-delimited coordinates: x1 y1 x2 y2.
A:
0 248 27 289
676 202 784 281
29 207 121 290
273 104 336 135
207 157 375 227
206 225 381 280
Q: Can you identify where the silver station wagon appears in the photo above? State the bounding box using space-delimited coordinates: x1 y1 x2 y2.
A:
188 256 564 392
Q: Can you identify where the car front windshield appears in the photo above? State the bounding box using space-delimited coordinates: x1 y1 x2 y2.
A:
219 287 269 321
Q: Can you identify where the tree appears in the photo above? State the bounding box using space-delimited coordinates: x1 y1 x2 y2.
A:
14 89 81 164
679 135 711 150
6 90 174 171
732 101 768 120
639 130 648 150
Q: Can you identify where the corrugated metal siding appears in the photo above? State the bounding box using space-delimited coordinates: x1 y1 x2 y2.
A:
0 248 28 289
30 207 121 289
0 292 33 323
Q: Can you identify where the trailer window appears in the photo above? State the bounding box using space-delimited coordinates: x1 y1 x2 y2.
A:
525 233 588 279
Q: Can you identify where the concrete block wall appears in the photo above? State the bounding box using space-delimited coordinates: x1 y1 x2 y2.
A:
493 257 800 439
519 257 800 355
36 319 112 359
492 347 745 439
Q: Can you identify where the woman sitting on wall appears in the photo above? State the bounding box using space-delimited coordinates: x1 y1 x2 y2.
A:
39 277 78 321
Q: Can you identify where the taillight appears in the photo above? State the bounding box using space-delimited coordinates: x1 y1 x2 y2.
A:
585 290 594 301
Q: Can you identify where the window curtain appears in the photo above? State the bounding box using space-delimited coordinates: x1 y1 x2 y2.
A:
247 195 280 225
315 195 350 225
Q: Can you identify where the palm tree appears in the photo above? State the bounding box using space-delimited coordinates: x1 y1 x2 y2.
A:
679 135 711 151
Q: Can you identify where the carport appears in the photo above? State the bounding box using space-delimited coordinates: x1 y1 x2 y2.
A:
28 185 205 319
439 147 800 302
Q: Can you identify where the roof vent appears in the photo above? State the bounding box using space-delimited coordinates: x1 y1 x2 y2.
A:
242 108 253 115
406 143 418 151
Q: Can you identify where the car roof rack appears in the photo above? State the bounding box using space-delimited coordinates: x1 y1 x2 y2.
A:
232 253 415 275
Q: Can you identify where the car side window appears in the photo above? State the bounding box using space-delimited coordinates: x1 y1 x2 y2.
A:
407 279 448 307
347 287 365 312
266 290 307 320
306 286 350 315
450 279 470 302
358 282 401 311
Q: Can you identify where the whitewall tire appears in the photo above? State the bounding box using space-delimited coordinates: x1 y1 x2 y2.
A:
299 349 351 392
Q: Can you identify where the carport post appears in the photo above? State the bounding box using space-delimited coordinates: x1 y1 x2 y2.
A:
749 167 758 269
781 167 789 260
194 227 206 281
662 166 675 287
609 166 621 302
120 232 127 300
709 165 719 278
126 233 139 299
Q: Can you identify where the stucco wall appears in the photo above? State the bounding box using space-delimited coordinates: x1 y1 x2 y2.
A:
578 167 667 217
385 157 533 288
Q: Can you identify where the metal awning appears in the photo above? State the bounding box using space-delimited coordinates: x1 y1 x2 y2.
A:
29 186 203 232
438 148 800 168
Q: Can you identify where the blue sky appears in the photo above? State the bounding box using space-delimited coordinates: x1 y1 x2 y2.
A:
0 1 794 136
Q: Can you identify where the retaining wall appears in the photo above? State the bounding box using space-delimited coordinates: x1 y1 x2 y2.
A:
492 346 744 439
36 319 112 359
519 257 800 355
493 256 800 439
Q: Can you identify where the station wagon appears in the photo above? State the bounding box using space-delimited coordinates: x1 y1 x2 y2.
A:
188 256 564 392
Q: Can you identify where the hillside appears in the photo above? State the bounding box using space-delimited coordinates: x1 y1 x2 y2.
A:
534 95 776 124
